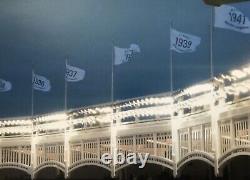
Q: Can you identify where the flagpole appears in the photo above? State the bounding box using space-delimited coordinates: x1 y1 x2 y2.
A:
170 21 174 92
111 50 114 103
111 45 114 174
31 69 34 116
65 58 68 110
31 63 35 179
111 45 117 178
210 7 214 79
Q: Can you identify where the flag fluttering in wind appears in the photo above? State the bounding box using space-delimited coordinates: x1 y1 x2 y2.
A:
65 64 85 82
32 73 51 92
214 5 250 34
0 79 12 92
170 28 201 53
114 44 140 65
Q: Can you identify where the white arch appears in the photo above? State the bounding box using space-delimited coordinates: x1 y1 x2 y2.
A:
115 155 174 172
68 159 111 174
0 163 31 175
34 161 65 175
177 151 215 172
218 146 250 169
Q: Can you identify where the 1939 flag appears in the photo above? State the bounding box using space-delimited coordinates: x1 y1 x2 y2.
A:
170 29 201 53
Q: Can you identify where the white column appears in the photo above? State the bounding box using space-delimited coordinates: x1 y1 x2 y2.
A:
230 119 235 148
110 121 117 178
153 132 157 156
133 135 136 153
171 106 180 178
201 125 205 151
64 129 70 179
18 146 21 164
80 141 84 160
43 144 46 163
31 123 37 180
188 127 192 152
0 147 2 164
248 114 250 143
211 84 225 176
97 138 100 159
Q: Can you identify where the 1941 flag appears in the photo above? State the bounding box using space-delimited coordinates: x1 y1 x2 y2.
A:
0 79 12 92
33 73 51 92
66 64 85 82
170 29 201 53
214 5 250 34
114 44 140 65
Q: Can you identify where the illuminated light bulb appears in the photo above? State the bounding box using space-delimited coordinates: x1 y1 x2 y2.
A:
214 77 224 83
230 69 247 79
184 83 212 95
243 66 250 74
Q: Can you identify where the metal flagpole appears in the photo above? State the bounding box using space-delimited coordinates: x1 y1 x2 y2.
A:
111 45 117 178
209 6 220 176
65 58 68 110
170 21 174 92
31 63 36 180
210 7 214 79
31 69 34 116
170 21 178 178
64 57 69 178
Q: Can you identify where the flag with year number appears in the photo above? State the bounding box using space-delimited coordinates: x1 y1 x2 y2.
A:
33 73 51 92
170 28 201 53
114 44 140 65
65 64 85 82
0 79 12 92
214 5 250 34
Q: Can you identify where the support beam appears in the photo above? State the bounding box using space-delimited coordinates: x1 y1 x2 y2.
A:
97 138 100 159
64 124 70 179
188 127 192 152
0 147 2 164
230 118 235 148
201 125 205 151
133 135 136 153
248 113 250 143
153 132 157 156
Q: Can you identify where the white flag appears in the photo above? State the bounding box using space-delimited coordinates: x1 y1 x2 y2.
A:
0 79 12 92
170 29 201 53
33 73 51 92
129 44 141 53
214 5 250 34
114 44 140 65
66 64 85 82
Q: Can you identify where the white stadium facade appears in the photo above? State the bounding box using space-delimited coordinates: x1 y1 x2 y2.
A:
0 64 250 179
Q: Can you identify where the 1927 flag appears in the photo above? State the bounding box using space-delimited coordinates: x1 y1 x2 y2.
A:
170 28 201 53
33 73 51 92
66 64 85 82
0 79 12 92
214 5 250 34
114 44 140 65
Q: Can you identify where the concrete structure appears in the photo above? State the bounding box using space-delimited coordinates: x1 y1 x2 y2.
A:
0 64 250 179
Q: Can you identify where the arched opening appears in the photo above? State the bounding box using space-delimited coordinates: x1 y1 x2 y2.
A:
35 167 64 180
220 155 250 180
0 168 31 180
69 165 111 180
116 164 174 180
178 160 215 180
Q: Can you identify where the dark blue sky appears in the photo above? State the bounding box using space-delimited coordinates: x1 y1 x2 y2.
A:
0 0 249 118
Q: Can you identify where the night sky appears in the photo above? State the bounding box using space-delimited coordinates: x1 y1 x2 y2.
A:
0 0 249 118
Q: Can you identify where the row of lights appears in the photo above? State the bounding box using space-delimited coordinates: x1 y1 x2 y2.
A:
1 64 250 133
